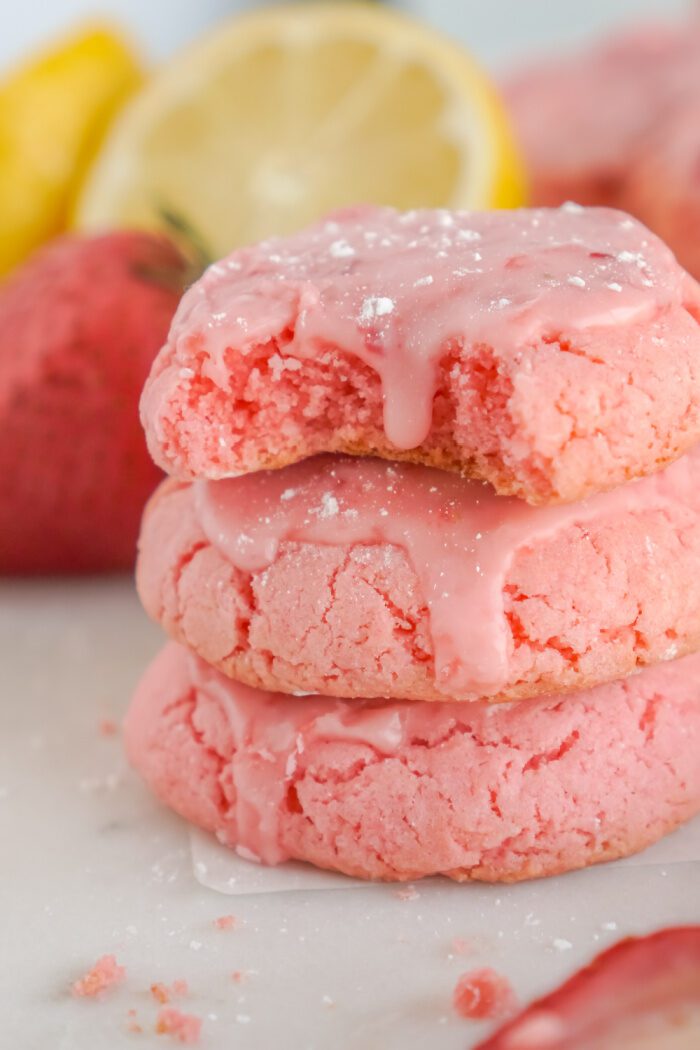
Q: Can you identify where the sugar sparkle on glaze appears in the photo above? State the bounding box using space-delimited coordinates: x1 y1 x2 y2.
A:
162 204 691 452
195 448 700 696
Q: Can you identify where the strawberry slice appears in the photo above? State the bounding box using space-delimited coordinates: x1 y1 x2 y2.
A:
476 927 700 1049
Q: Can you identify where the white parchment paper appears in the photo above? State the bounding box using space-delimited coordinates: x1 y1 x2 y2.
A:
189 814 700 896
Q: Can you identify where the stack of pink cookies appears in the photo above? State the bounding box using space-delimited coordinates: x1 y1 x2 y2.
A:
126 204 700 883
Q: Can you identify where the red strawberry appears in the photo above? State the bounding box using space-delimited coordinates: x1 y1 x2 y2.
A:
0 231 188 573
475 926 700 1049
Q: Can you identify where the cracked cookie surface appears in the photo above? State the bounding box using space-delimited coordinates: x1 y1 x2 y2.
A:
140 205 700 506
137 449 700 703
124 642 700 882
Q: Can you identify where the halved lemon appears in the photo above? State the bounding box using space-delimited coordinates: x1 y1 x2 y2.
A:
76 1 525 258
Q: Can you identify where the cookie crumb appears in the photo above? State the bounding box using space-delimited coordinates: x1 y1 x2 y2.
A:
151 982 170 1004
395 885 420 901
453 968 517 1020
156 1007 202 1044
126 1008 142 1033
72 954 125 998
151 979 188 1003
213 914 237 930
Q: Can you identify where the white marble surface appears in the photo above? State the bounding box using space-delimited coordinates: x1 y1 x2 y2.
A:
1 578 699 1049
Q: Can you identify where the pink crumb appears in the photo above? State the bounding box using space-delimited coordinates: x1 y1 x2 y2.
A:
453 968 518 1021
450 937 471 956
213 914 237 930
231 970 249 984
151 982 170 1004
151 980 189 1004
126 1008 142 1034
156 1007 202 1044
99 718 119 736
72 954 125 998
394 885 420 901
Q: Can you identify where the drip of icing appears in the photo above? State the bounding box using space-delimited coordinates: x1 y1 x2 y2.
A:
165 204 698 451
194 449 700 696
183 645 700 873
189 652 406 865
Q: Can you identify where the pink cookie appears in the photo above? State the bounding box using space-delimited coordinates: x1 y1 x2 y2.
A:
124 643 700 883
504 21 700 211
625 102 700 285
138 449 700 703
140 205 700 506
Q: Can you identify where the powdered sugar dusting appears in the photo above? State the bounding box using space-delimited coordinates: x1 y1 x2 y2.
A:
153 202 693 468
317 492 339 519
359 296 395 323
329 238 355 259
196 444 700 699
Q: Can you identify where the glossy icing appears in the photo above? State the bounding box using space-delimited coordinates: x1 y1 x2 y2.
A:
164 204 695 452
182 645 700 868
194 448 700 696
192 651 406 864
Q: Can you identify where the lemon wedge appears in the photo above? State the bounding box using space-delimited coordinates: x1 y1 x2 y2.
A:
77 2 525 258
0 25 142 276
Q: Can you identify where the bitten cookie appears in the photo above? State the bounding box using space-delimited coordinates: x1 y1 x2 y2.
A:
138 449 700 703
140 205 700 506
124 642 700 883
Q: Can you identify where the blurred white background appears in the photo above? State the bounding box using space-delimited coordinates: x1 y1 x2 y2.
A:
0 0 692 72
